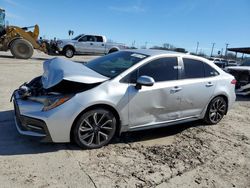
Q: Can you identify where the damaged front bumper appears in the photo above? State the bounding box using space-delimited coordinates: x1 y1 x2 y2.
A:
12 89 85 143
13 92 53 142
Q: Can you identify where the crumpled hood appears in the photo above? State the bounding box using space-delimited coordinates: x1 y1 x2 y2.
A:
42 57 109 89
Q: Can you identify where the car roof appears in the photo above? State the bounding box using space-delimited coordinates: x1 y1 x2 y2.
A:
123 49 215 63
124 49 182 56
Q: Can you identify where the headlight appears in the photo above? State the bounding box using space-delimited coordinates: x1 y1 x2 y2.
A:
42 95 73 111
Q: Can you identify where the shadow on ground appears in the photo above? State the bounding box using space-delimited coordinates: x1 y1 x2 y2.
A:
0 110 202 156
0 54 15 59
0 54 49 61
236 95 250 101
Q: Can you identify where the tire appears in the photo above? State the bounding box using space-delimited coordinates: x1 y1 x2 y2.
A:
10 39 33 59
64 46 74 58
204 96 227 125
73 108 117 149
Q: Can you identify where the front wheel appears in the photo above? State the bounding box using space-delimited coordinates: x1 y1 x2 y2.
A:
64 47 74 58
73 108 117 149
10 39 34 59
204 96 227 125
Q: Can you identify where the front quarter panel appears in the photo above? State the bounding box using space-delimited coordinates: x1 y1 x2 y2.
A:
74 79 130 129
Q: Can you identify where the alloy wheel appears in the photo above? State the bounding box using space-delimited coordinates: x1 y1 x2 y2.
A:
208 97 226 124
77 110 116 148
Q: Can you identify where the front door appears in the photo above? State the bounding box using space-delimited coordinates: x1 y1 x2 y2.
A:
76 35 96 53
128 57 183 128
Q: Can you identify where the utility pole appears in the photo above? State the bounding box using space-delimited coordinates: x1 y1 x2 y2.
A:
132 40 136 48
225 43 229 58
195 42 199 54
221 48 223 58
210 43 215 57
145 41 148 49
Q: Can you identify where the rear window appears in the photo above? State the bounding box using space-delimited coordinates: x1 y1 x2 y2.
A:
183 58 219 79
95 36 103 42
204 63 219 77
183 58 204 78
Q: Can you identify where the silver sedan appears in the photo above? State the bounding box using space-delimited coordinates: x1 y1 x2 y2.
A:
13 50 236 149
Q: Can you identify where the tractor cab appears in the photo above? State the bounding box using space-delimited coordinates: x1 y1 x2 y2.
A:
0 8 5 35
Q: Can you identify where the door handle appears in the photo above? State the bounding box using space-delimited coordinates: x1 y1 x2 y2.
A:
170 86 182 93
101 44 104 46
206 82 214 87
90 43 93 45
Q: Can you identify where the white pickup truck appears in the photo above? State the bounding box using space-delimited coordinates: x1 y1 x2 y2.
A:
56 34 126 58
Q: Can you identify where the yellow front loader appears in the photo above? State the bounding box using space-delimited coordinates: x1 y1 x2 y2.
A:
0 8 47 59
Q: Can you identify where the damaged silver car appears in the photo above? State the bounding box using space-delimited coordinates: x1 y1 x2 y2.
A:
226 60 250 95
12 50 236 149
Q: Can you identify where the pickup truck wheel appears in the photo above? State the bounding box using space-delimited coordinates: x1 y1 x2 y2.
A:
64 47 74 58
10 39 33 59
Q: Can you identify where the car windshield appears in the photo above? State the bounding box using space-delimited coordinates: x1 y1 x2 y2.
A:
241 60 250 66
72 34 83 40
85 51 148 78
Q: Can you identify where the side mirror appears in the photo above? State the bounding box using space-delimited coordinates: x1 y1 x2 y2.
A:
136 75 155 89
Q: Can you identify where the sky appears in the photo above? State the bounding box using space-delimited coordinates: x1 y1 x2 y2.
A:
1 0 250 55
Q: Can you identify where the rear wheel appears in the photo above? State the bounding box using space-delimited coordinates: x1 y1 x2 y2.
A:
204 96 227 125
10 39 33 59
64 47 74 58
73 108 117 149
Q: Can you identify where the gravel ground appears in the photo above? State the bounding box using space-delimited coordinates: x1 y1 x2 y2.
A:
0 51 249 188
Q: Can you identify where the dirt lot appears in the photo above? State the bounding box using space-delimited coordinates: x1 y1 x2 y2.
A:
0 51 249 188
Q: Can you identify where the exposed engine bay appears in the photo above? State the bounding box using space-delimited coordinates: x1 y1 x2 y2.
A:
11 57 108 102
15 76 100 100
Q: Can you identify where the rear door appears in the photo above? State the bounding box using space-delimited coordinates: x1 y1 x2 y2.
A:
178 57 219 118
94 36 106 54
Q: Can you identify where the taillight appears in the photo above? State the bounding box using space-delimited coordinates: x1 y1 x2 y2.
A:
231 79 237 85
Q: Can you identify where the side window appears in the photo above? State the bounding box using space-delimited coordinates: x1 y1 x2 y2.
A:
138 57 178 82
79 36 87 42
183 58 204 78
121 70 138 83
87 36 96 42
204 63 219 77
96 36 103 42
